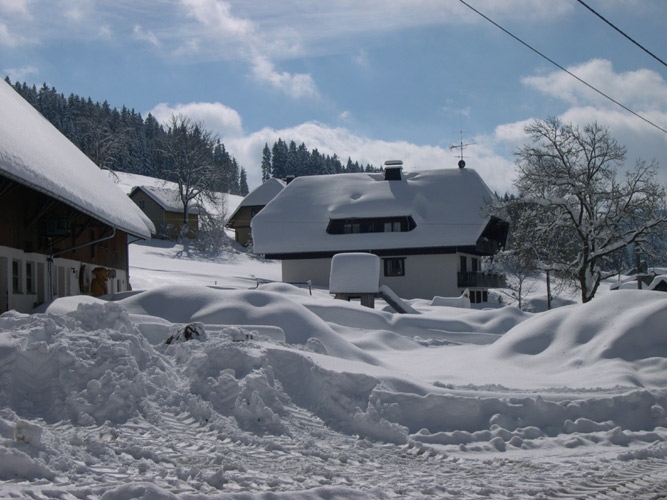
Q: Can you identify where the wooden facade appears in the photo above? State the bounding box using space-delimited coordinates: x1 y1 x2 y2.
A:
130 187 198 239
0 175 132 313
226 205 261 247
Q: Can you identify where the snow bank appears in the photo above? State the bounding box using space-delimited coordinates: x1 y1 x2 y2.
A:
5 252 667 498
489 290 667 386
430 289 471 308
116 284 380 364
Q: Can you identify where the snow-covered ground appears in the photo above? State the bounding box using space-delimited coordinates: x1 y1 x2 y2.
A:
3 240 667 499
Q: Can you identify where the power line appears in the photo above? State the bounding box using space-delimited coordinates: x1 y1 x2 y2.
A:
576 0 667 70
457 0 667 136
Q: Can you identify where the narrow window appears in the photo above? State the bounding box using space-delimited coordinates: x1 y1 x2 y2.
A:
460 256 467 273
384 222 392 232
12 260 21 293
471 258 479 272
383 258 405 277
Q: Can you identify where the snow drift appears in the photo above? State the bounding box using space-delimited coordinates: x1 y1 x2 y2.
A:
4 253 667 498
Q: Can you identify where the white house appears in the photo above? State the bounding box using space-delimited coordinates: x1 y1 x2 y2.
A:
251 162 508 302
0 79 154 313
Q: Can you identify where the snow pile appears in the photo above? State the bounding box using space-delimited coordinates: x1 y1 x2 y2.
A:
4 241 667 498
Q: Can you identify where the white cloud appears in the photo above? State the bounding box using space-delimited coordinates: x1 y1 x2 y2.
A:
133 25 160 47
149 101 244 138
98 24 113 41
519 58 667 183
249 51 319 99
0 0 31 15
176 0 319 99
522 59 667 111
63 0 93 22
3 65 39 82
181 0 253 39
221 120 516 194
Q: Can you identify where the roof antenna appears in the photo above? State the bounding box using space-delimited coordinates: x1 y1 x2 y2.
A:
449 131 475 168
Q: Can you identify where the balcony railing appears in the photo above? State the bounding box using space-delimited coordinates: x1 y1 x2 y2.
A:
457 272 506 288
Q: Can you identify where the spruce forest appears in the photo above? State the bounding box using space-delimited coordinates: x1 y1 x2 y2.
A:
8 79 379 198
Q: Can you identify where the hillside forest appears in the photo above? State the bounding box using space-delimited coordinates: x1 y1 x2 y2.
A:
7 79 378 197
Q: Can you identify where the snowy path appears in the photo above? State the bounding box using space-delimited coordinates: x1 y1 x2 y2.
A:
7 397 667 499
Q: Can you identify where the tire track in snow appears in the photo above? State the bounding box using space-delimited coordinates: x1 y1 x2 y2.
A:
12 399 667 499
527 458 667 499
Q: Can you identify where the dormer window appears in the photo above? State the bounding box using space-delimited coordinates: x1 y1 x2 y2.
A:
327 216 416 234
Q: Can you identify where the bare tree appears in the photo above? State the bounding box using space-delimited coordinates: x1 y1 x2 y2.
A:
160 115 218 231
511 118 667 303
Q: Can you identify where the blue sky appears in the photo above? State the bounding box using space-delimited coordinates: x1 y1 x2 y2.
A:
2 0 667 193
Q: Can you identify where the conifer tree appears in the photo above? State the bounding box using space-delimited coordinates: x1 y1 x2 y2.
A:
260 143 272 182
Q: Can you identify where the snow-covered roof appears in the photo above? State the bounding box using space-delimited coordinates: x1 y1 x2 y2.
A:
131 185 199 214
227 177 285 223
0 80 154 239
251 168 498 255
240 178 285 207
648 275 667 290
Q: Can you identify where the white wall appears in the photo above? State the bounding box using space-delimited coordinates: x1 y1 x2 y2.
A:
282 258 331 287
381 254 459 299
281 253 464 300
0 245 129 314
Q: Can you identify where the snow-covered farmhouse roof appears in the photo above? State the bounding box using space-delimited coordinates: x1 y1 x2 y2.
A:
240 177 286 208
130 185 200 214
0 80 154 239
251 166 507 257
227 177 285 222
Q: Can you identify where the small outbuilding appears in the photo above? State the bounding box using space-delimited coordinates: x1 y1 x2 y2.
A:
130 186 199 239
226 178 285 247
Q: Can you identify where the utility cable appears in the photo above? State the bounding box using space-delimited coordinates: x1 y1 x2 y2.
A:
457 0 667 136
576 0 667 70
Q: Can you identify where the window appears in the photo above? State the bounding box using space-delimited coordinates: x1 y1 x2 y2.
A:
12 260 21 293
471 258 479 272
327 216 416 235
460 256 467 273
383 221 402 232
25 262 35 294
138 200 145 209
383 258 405 277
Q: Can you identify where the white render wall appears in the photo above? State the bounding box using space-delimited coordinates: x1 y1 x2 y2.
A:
384 253 459 300
0 245 129 313
282 258 331 288
282 253 463 300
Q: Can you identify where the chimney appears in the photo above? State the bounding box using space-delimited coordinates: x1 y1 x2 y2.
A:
384 160 403 181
